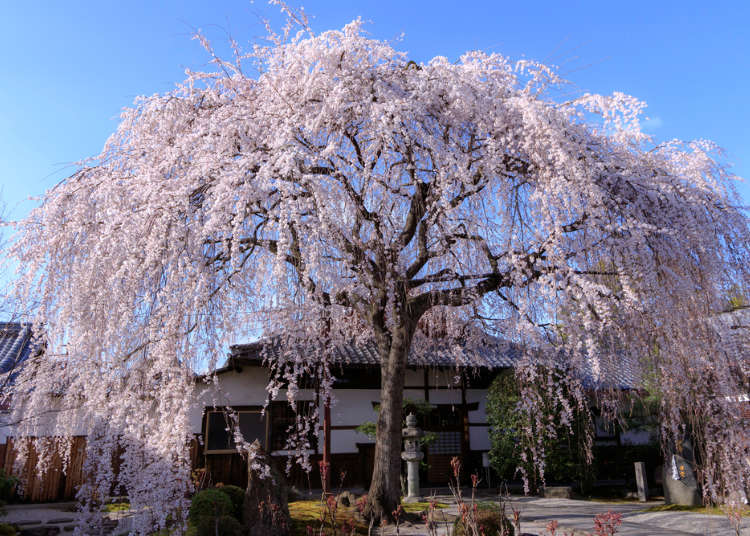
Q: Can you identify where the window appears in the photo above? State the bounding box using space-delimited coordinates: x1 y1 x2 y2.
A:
426 405 463 456
203 402 317 454
269 401 318 452
204 409 266 453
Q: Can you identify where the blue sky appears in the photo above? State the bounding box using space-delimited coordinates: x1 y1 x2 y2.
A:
1 0 748 221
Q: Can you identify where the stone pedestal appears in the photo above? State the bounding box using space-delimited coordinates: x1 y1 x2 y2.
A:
401 413 424 503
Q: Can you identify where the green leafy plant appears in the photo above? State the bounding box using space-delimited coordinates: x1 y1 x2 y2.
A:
487 369 593 492
189 488 234 529
215 485 244 520
486 370 523 482
0 470 18 503
193 515 244 536
355 398 437 448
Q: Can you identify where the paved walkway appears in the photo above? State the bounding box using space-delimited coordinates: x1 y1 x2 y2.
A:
379 495 749 535
3 502 121 534
2 496 748 535
3 502 78 532
504 496 749 535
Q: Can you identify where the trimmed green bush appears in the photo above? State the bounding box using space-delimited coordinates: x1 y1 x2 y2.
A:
0 523 15 536
453 503 514 536
215 485 245 520
189 488 233 526
194 515 244 536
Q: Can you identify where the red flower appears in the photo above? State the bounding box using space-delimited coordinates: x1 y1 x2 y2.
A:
593 511 623 536
450 456 461 479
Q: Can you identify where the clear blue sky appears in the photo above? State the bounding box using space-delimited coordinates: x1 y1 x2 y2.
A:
1 1 748 221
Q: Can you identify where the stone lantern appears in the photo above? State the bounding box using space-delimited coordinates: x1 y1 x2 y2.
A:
401 412 424 503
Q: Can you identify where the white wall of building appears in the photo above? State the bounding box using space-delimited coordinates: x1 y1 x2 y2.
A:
194 365 494 454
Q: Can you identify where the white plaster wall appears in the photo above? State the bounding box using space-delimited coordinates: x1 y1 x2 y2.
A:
470 426 491 451
191 367 319 436
195 365 495 454
328 388 379 453
1 398 93 441
329 388 380 426
621 428 656 446
467 389 490 451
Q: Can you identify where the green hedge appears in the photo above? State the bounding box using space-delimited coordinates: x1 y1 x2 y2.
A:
216 485 245 520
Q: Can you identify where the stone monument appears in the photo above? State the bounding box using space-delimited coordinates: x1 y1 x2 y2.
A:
634 461 648 502
662 440 701 506
401 413 424 503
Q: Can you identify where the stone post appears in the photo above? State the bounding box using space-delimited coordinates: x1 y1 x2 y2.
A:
401 413 424 503
634 461 648 502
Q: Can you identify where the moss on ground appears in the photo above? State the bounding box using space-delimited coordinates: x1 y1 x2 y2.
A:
642 503 750 517
288 499 368 535
103 501 130 512
287 498 448 535
399 500 448 513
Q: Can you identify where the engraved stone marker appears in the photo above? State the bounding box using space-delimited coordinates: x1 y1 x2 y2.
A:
634 461 648 502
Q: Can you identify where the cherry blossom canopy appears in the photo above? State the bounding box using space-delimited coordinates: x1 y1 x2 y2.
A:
5 16 749 531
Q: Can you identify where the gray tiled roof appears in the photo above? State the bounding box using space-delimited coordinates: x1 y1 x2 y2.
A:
713 307 749 357
231 336 522 368
229 336 641 390
0 323 36 377
579 353 642 391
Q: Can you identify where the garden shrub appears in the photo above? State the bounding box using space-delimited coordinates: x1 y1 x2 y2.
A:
193 515 244 536
487 369 593 492
453 502 514 536
188 488 233 526
0 470 18 503
0 524 14 536
487 370 523 482
215 484 245 520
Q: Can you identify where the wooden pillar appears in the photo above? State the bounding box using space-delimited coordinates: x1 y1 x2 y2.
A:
460 373 470 460
323 396 331 493
423 368 430 402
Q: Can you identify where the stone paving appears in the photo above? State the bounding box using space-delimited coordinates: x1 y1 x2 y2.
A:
2 495 748 535
2 503 120 535
378 494 750 535
503 496 749 536
3 503 78 534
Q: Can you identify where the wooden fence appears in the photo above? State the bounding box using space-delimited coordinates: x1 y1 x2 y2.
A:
0 436 87 502
0 436 202 503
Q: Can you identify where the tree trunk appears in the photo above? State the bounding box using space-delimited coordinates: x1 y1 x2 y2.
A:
244 448 291 535
365 324 411 522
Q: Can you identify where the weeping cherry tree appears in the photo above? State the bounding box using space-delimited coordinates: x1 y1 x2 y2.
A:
4 10 749 530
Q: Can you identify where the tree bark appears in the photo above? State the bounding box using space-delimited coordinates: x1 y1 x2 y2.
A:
364 322 412 521
244 448 291 536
